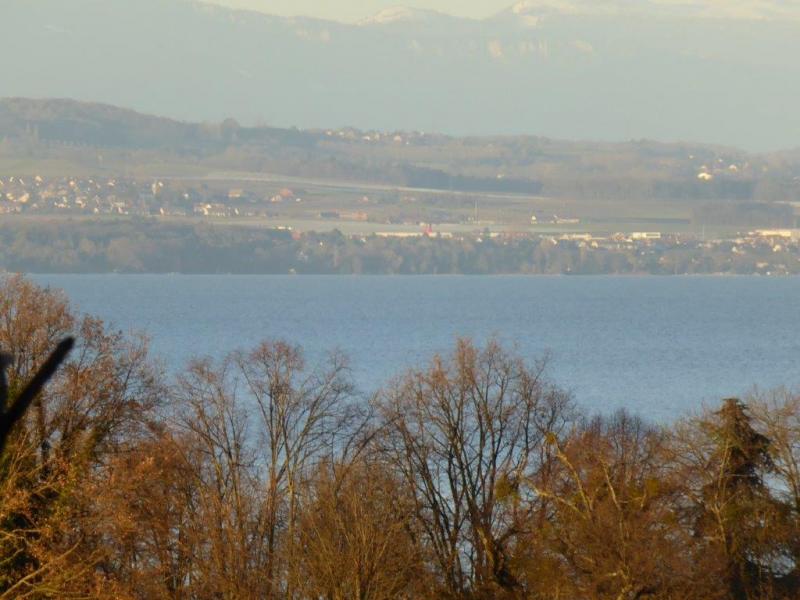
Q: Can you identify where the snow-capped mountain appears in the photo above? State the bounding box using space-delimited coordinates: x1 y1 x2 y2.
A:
359 6 448 25
494 0 800 21
357 5 481 35
3 0 800 150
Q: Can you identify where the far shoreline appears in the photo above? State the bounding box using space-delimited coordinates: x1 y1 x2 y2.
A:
18 271 800 278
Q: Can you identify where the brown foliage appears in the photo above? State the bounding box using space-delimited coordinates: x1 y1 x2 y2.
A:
295 460 428 600
0 274 162 598
527 411 717 600
2 275 800 600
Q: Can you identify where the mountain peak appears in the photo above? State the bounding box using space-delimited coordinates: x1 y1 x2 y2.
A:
509 0 579 15
494 0 585 27
358 6 448 26
501 0 800 21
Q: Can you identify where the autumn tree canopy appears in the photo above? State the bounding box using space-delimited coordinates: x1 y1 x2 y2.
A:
1 274 799 600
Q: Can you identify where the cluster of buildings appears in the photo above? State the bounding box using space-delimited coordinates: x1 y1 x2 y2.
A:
694 157 750 182
4 174 800 269
0 175 306 217
536 229 800 250
530 214 580 225
0 176 162 215
323 127 431 146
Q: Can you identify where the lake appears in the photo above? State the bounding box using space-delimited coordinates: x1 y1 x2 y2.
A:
30 274 800 421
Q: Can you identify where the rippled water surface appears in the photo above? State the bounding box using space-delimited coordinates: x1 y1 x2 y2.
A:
31 275 800 421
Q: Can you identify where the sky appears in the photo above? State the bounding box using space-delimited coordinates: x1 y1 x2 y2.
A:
210 0 508 22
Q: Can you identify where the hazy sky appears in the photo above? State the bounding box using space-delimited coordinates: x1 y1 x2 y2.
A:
211 0 508 22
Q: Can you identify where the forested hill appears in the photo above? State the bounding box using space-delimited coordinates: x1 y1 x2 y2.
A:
5 97 800 203
0 97 313 150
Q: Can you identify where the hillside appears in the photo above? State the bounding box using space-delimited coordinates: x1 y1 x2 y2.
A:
0 97 320 150
0 98 204 149
2 97 799 205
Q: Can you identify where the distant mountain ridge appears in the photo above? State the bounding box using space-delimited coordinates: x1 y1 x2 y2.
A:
244 0 800 25
2 0 800 150
0 96 733 153
488 0 800 22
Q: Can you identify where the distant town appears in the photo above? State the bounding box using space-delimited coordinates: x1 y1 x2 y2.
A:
0 176 800 275
3 98 800 275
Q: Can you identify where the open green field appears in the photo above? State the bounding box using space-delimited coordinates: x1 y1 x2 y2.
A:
0 212 739 239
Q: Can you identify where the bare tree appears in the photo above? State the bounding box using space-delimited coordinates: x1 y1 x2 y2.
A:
295 459 428 600
162 341 359 599
92 429 199 599
378 338 573 599
171 356 270 599
233 340 358 599
744 391 800 594
529 410 714 600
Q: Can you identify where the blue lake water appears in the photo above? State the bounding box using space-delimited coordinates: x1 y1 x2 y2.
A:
30 274 800 421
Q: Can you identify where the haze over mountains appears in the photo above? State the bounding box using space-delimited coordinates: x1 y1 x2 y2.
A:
3 0 800 150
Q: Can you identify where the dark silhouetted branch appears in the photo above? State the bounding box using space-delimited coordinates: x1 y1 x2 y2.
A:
0 337 75 455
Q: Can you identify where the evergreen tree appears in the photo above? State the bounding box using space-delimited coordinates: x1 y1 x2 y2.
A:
699 398 787 600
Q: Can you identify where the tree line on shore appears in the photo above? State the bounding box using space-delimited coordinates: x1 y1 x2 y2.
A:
1 274 800 599
4 221 800 275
